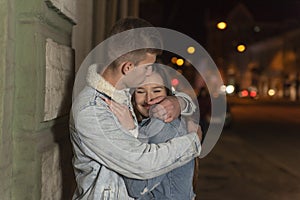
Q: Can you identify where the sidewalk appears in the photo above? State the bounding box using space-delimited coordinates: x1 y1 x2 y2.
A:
194 131 300 200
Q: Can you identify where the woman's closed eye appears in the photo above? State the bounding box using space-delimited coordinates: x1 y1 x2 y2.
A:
152 86 165 93
153 89 163 93
136 89 146 94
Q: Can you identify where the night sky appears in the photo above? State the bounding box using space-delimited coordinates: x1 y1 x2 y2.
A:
140 0 300 46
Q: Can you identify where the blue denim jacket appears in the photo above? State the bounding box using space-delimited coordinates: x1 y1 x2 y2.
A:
69 65 201 199
123 118 195 200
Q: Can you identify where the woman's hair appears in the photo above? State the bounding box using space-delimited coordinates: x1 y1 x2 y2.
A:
131 64 173 122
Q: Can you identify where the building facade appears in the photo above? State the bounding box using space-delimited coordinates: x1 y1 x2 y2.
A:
0 0 139 199
206 3 300 101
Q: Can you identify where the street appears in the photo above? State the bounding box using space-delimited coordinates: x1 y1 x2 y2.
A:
195 98 300 200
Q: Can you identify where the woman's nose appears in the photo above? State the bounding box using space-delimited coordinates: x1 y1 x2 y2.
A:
145 93 153 103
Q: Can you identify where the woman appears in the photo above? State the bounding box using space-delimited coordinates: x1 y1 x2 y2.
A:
109 66 201 199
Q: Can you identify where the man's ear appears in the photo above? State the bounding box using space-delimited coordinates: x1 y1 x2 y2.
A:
121 61 134 75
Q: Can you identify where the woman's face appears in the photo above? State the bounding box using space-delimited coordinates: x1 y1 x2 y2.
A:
134 72 167 118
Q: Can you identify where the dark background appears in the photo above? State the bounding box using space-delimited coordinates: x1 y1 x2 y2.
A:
140 0 300 47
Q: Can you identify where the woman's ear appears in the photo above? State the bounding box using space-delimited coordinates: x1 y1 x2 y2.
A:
121 61 134 75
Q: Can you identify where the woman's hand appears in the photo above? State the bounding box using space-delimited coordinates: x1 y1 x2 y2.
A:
104 98 135 131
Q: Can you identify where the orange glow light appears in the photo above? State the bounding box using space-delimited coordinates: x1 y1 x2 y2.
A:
237 44 246 52
171 57 177 64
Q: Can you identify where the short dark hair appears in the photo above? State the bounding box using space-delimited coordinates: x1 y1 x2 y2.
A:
106 17 163 69
108 17 155 36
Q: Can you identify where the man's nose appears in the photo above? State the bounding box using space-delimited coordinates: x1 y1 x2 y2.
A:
145 65 153 76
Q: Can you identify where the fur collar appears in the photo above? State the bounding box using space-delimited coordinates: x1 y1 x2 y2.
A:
86 64 130 104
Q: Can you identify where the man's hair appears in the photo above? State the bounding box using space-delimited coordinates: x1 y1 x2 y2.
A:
108 17 155 36
106 17 163 69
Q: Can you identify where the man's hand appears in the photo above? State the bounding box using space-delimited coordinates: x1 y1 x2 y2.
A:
104 98 135 130
148 96 182 123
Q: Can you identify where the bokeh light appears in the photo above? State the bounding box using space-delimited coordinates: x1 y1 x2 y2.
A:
187 46 195 54
217 21 227 30
176 58 184 66
171 56 177 64
237 44 246 52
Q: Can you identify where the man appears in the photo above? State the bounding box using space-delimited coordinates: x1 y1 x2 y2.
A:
70 17 202 199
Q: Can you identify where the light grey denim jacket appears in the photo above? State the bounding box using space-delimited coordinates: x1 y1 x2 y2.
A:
69 65 201 200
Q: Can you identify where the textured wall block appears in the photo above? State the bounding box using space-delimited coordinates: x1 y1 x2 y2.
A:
44 38 73 121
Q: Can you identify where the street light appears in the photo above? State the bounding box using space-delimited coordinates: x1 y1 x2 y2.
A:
217 21 227 30
187 46 195 54
237 44 246 53
176 58 184 66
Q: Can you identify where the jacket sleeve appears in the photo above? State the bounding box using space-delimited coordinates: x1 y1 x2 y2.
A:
73 103 201 180
174 91 197 116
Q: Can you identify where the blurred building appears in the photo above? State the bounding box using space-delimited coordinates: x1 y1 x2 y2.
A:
206 3 300 101
244 28 300 100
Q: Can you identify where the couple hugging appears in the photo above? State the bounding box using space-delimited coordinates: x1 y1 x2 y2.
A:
70 17 203 200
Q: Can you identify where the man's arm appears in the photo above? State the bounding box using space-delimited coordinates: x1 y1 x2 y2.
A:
148 92 197 122
73 104 201 180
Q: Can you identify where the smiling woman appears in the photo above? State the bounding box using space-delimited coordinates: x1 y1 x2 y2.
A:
120 64 201 200
133 70 170 120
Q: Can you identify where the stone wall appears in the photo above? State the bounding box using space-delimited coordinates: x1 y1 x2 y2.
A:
0 0 76 199
0 1 141 199
0 0 14 199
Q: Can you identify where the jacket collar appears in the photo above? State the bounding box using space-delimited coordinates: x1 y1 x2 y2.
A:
86 64 130 104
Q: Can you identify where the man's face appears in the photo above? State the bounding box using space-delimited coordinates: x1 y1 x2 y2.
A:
123 53 156 88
